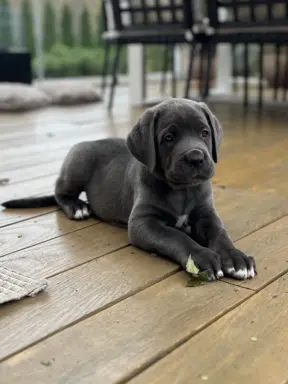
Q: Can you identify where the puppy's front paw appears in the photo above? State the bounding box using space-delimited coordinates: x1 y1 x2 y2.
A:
221 249 256 280
186 251 223 282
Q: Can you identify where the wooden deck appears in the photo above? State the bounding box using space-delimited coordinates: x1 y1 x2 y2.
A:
0 91 288 384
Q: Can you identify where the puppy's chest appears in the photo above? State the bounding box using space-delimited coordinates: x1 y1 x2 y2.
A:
166 190 198 230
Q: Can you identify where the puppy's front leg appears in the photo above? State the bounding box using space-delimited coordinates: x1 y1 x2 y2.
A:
191 206 256 280
128 215 223 281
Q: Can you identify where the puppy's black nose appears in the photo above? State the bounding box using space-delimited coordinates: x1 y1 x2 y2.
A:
184 149 204 166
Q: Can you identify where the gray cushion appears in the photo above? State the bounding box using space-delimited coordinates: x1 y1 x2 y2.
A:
0 83 51 111
37 83 102 106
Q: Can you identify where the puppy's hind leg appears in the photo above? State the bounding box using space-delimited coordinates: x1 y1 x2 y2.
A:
55 177 90 220
55 142 96 220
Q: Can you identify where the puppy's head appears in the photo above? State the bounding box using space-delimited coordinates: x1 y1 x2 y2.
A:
126 98 223 188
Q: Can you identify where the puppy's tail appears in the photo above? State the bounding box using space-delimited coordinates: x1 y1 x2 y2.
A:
2 195 57 209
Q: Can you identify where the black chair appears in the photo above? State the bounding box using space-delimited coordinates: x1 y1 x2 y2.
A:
203 0 288 107
100 0 195 110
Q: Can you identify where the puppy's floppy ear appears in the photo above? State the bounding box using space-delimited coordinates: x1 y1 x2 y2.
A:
126 107 158 172
198 102 223 163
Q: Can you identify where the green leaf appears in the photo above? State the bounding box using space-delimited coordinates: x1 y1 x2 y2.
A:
186 256 199 275
186 270 210 288
186 278 207 287
198 271 209 281
250 336 257 342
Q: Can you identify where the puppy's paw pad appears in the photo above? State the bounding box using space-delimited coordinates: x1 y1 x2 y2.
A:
234 268 248 280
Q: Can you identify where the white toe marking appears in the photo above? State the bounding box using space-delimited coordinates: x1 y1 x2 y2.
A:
217 270 224 279
234 269 248 280
247 268 255 278
74 209 84 220
83 206 90 217
226 267 235 275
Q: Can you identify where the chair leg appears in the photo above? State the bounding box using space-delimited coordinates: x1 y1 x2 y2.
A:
273 44 281 102
203 43 213 100
243 43 249 108
171 45 177 98
232 43 238 94
199 44 205 99
142 45 147 103
282 46 288 102
160 46 170 95
108 44 121 111
184 42 197 99
258 43 264 110
101 44 111 96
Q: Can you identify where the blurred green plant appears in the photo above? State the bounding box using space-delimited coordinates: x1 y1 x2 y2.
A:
33 43 127 78
80 5 93 48
0 0 12 49
22 0 34 54
43 1 57 52
34 43 169 78
61 4 74 47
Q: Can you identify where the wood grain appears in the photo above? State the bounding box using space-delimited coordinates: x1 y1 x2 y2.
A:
0 274 250 383
1 222 128 279
0 176 56 227
1 86 288 384
1 133 103 172
216 139 288 193
0 118 129 149
128 274 288 384
0 247 176 361
226 215 288 291
0 160 62 185
0 211 97 258
0 206 56 228
0 175 56 202
213 187 288 241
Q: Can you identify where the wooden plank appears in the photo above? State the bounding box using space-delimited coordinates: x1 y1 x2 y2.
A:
0 248 176 361
128 274 288 384
0 119 129 148
0 176 57 227
0 175 56 202
0 160 61 185
1 222 128 279
0 273 250 383
213 188 288 241
225 215 288 291
1 132 104 172
215 139 288 193
2 213 288 382
0 102 118 131
0 211 97 258
0 206 56 228
2 187 286 277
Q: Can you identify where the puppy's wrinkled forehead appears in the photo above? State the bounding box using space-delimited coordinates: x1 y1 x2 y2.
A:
155 99 207 131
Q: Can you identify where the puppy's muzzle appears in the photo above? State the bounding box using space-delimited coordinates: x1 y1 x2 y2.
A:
183 149 204 167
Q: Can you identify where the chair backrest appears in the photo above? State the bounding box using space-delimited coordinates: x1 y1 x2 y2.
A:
103 0 194 32
207 0 288 29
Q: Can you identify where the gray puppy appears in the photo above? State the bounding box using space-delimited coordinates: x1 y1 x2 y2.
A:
3 99 256 281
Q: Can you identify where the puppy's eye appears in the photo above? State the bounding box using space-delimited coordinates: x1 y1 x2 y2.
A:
201 129 209 138
164 133 175 142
